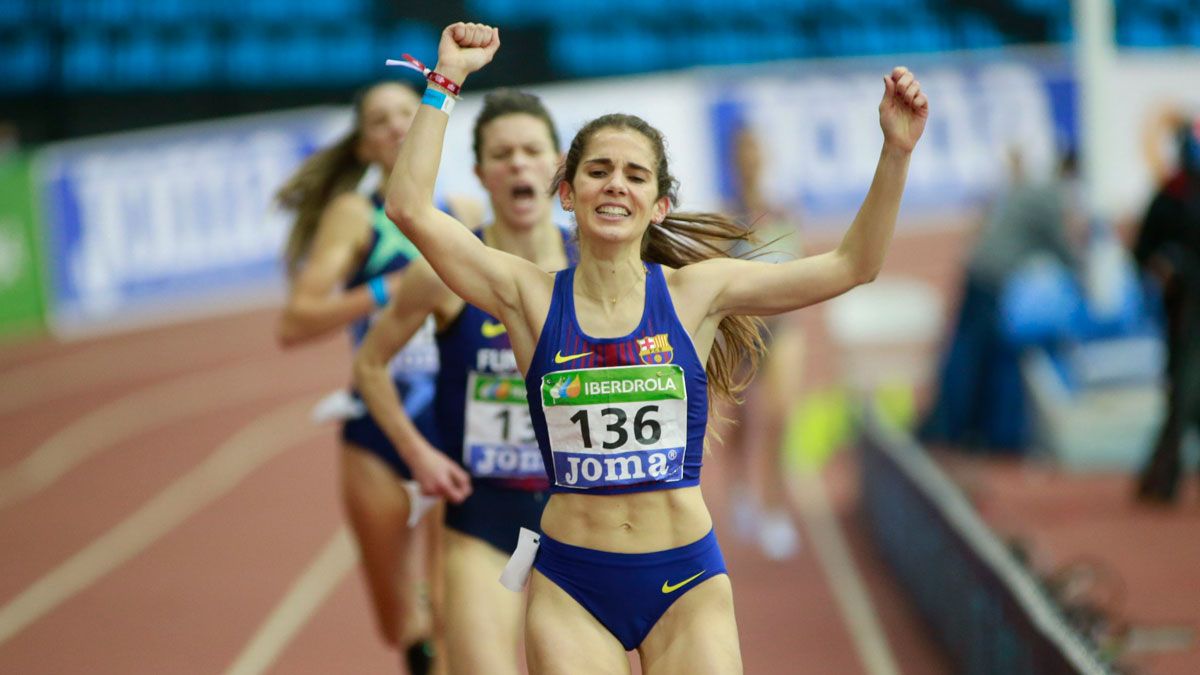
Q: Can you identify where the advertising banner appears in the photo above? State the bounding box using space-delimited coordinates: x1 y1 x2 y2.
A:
28 49 1100 336
706 51 1076 223
0 152 47 339
37 108 346 335
432 50 1076 226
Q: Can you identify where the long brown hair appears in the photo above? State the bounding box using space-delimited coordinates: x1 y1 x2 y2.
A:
555 113 766 404
275 82 418 276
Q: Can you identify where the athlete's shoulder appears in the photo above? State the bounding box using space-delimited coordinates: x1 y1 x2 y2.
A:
665 257 736 285
317 192 374 237
304 194 374 258
663 258 742 317
442 193 486 230
325 191 374 219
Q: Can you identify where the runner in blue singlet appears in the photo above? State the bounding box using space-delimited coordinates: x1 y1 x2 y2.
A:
354 89 573 674
387 22 929 674
275 81 480 672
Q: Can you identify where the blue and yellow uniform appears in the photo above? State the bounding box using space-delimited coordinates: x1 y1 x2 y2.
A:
432 226 574 554
521 262 728 650
341 195 439 477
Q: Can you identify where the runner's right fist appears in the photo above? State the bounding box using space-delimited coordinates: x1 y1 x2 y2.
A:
435 22 500 83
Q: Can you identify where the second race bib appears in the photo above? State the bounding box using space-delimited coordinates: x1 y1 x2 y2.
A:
463 372 544 479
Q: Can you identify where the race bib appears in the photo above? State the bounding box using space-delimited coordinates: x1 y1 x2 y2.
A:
540 364 687 489
388 316 439 375
463 372 544 479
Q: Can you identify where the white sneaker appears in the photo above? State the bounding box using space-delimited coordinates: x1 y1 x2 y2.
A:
759 511 800 561
310 389 365 423
730 488 760 542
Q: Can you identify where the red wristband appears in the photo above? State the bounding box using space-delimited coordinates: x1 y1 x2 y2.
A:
385 53 462 97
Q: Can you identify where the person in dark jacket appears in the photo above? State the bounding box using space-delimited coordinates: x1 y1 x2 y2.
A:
1134 117 1200 504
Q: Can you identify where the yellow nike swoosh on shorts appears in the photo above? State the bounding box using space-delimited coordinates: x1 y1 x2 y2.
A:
554 350 592 364
661 570 706 594
481 321 507 338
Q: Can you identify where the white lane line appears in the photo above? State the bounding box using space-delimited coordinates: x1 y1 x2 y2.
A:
0 327 258 417
225 527 358 675
0 358 329 511
0 397 322 646
787 468 900 675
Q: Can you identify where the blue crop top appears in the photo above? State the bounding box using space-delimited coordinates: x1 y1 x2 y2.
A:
523 263 708 495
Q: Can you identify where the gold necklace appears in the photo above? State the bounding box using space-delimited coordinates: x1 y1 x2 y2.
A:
578 266 646 306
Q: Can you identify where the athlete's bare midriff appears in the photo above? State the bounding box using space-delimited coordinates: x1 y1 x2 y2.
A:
539 485 713 553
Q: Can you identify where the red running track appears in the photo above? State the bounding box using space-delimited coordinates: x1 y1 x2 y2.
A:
0 306 952 674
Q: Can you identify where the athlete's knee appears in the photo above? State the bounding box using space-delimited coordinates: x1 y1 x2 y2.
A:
692 651 742 675
449 643 520 675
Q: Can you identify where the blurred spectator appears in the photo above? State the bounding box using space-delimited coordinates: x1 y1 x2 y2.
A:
1134 117 1200 503
0 121 18 157
1141 104 1193 190
719 126 804 560
918 148 1082 452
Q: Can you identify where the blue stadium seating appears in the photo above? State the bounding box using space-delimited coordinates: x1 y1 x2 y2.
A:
1118 14 1173 48
1 32 49 90
0 0 32 27
317 24 376 84
957 14 1008 49
1187 13 1200 46
8 0 1200 93
164 28 215 86
61 31 109 90
112 30 159 88
227 30 272 86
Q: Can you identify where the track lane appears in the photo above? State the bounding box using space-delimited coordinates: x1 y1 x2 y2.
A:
0 306 953 674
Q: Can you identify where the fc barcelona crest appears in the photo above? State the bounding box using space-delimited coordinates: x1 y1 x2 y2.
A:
637 334 674 365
